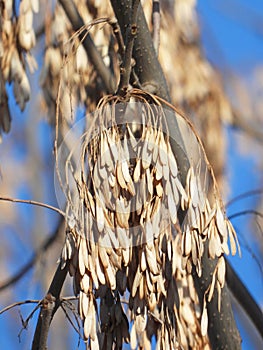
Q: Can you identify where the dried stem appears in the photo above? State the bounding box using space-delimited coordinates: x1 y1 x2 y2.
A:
117 0 140 95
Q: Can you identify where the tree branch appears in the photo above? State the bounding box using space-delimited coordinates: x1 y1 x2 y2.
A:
117 0 140 95
31 262 69 350
226 260 263 340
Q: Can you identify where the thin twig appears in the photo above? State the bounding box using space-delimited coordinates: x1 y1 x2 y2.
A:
117 0 140 95
0 196 65 217
152 0 160 55
226 188 263 207
0 218 64 291
229 209 263 220
0 300 40 315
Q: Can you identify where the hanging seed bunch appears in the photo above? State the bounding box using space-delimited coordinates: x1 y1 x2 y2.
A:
0 0 38 140
59 89 240 349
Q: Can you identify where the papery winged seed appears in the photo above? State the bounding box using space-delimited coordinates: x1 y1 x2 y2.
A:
204 203 216 231
132 266 143 297
168 193 177 224
208 270 216 302
162 164 170 181
130 323 137 350
109 249 122 270
135 313 147 333
123 132 130 159
122 247 130 266
167 143 178 178
61 244 67 269
217 256 226 288
158 132 168 165
108 172 116 187
216 206 227 237
155 159 163 181
100 131 106 167
95 199 104 232
122 160 132 183
227 220 237 256
152 139 159 164
87 191 96 216
98 245 109 269
106 226 119 249
81 273 91 294
156 275 166 296
98 159 108 180
84 311 92 340
145 220 154 242
183 230 192 257
79 239 87 276
116 161 127 189
133 158 141 183
156 181 163 197
89 299 97 341
201 302 208 336
174 177 188 209
145 244 159 275
116 198 129 229
142 139 151 170
189 170 199 208
106 263 116 289
139 274 145 299
191 233 198 266
88 254 99 289
148 126 155 152
221 235 230 255
146 270 154 293
127 124 137 150
95 259 106 285
230 220 241 257
146 168 153 196
80 290 89 318
208 226 217 259
140 250 147 272
93 160 101 189
117 226 130 249
127 180 136 196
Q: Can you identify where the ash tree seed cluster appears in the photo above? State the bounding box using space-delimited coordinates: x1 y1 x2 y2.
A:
58 90 240 349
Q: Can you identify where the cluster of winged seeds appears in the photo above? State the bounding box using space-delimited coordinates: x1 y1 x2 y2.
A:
60 90 239 349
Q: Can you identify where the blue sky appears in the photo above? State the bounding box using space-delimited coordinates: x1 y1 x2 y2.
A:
0 1 263 349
